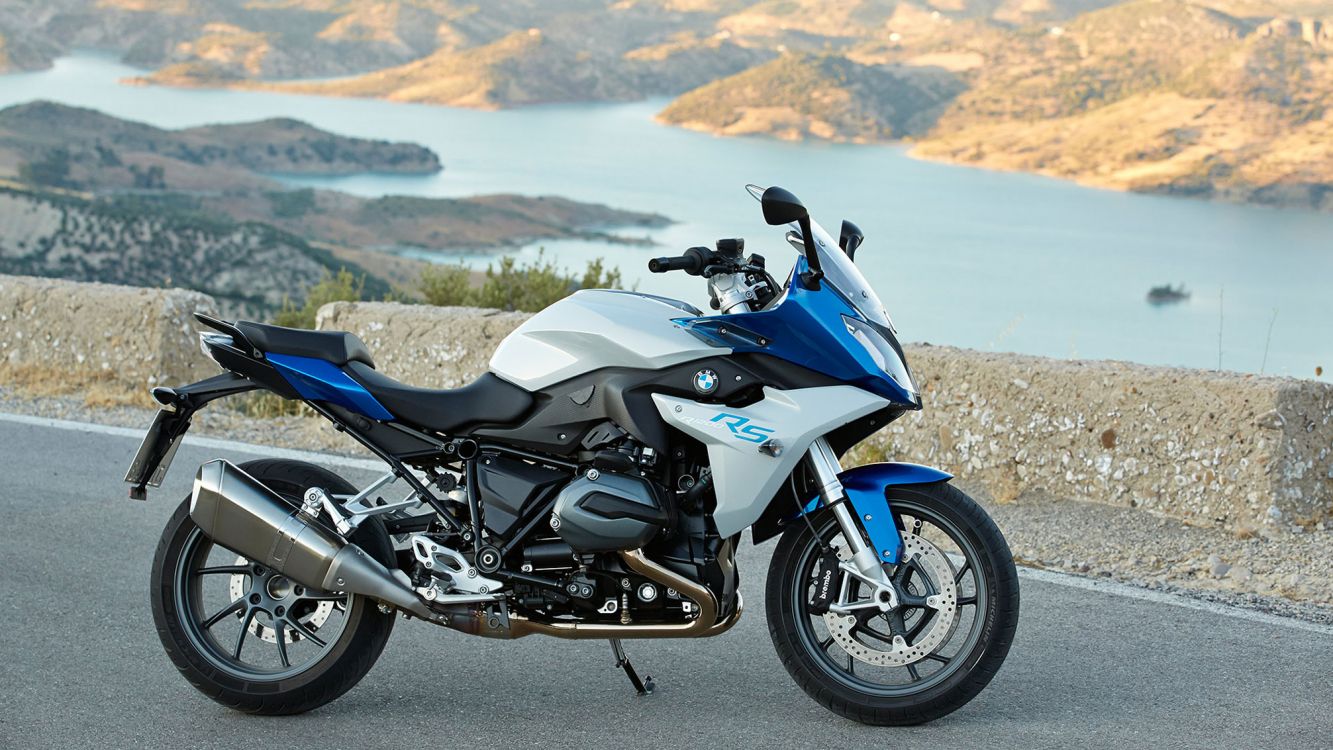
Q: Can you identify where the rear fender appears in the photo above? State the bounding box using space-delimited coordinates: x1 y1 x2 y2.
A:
124 371 259 500
799 462 952 564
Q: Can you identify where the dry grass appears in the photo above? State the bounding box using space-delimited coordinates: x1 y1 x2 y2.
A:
0 364 155 408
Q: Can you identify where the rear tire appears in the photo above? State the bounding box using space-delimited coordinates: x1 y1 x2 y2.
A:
766 482 1019 725
150 459 396 715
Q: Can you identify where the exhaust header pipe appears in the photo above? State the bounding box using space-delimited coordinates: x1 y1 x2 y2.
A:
189 460 437 620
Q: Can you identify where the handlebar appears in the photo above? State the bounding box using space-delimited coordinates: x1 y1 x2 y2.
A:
648 246 709 275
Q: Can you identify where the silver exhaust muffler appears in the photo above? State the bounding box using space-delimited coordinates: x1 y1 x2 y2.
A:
189 459 437 621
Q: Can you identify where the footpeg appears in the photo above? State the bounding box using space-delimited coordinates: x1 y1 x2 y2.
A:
609 639 655 696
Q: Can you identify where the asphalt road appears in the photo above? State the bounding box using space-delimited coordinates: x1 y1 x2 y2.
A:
1 415 1330 749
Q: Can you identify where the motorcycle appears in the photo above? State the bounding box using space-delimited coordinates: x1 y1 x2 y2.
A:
127 184 1019 725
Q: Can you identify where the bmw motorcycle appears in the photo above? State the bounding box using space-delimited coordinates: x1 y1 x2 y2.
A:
127 185 1018 725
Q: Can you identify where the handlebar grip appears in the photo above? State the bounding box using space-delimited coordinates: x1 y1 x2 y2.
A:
649 254 699 274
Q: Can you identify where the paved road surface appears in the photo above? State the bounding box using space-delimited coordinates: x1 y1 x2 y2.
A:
1 415 1329 749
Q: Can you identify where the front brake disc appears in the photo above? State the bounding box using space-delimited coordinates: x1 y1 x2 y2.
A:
822 532 958 666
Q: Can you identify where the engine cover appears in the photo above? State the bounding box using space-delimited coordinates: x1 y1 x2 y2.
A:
551 472 669 553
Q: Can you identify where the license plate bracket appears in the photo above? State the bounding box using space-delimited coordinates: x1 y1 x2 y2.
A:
124 409 193 500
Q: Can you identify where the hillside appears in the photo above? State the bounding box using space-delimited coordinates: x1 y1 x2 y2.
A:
2 1 1331 210
0 102 666 250
149 26 770 108
0 101 441 192
912 0 1333 210
660 0 1333 210
0 184 389 317
0 102 670 311
658 52 965 141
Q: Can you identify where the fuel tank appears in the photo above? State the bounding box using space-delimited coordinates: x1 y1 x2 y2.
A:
489 290 721 391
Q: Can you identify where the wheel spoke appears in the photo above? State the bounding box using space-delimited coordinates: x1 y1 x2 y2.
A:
957 596 978 606
818 635 835 651
200 598 245 630
907 663 921 681
925 652 951 665
196 565 251 576
285 616 326 648
954 560 971 585
233 607 256 659
856 625 899 647
274 620 291 668
906 610 937 641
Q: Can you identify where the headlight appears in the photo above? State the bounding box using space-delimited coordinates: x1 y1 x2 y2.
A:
842 315 916 396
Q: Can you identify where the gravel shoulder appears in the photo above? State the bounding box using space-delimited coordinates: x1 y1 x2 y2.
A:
4 389 1329 625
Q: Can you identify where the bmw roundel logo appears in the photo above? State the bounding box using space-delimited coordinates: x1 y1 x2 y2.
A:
694 369 719 394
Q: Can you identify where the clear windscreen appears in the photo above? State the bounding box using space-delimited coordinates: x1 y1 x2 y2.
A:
745 184 894 330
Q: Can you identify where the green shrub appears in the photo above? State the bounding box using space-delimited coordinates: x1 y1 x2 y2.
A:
417 253 623 313
272 268 365 329
418 262 475 307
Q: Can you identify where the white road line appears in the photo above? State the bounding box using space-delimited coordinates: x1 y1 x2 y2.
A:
1016 566 1333 637
0 411 384 471
3 410 1331 637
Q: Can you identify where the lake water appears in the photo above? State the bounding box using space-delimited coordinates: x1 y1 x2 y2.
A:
2 53 1329 379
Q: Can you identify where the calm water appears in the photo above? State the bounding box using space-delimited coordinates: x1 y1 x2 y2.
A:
2 53 1330 378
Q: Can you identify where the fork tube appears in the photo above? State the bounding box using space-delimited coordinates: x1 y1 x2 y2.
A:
807 438 889 582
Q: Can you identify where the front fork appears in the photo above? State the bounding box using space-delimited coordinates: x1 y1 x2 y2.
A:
806 438 900 608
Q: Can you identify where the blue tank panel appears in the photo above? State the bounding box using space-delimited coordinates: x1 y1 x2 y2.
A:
266 353 394 421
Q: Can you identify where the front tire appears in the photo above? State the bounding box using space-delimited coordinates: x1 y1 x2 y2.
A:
766 482 1019 725
150 459 396 715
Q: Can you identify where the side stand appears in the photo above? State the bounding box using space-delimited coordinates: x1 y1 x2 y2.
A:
609 639 655 696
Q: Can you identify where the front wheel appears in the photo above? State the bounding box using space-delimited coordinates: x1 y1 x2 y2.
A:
150 459 396 715
766 482 1019 725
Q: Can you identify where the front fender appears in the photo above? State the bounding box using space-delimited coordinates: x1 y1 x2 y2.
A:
800 462 952 564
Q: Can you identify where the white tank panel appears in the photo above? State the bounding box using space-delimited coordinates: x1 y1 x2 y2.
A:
489 290 725 391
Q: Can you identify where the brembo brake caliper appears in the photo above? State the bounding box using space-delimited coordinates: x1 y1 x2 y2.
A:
806 439 899 610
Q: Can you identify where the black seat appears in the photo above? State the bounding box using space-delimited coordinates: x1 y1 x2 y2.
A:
237 321 375 368
346 361 534 434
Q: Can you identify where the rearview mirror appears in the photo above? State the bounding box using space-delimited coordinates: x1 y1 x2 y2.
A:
760 186 808 226
761 186 822 289
839 220 864 261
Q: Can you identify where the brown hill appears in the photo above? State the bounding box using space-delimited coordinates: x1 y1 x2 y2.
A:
658 52 966 141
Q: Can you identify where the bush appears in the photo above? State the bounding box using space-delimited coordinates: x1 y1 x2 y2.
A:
418 262 474 307
417 253 624 313
272 268 364 329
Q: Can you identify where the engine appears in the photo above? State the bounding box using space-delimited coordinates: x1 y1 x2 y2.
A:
550 471 670 553
405 430 735 630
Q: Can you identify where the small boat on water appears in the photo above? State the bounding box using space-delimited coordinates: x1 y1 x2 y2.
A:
1147 284 1190 305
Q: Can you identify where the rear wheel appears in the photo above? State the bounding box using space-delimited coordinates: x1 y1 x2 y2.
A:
766 482 1019 725
150 459 395 715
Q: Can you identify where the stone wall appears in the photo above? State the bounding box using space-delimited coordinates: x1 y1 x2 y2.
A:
316 301 529 388
3 274 1326 531
880 346 1332 531
315 301 1333 531
0 274 218 393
